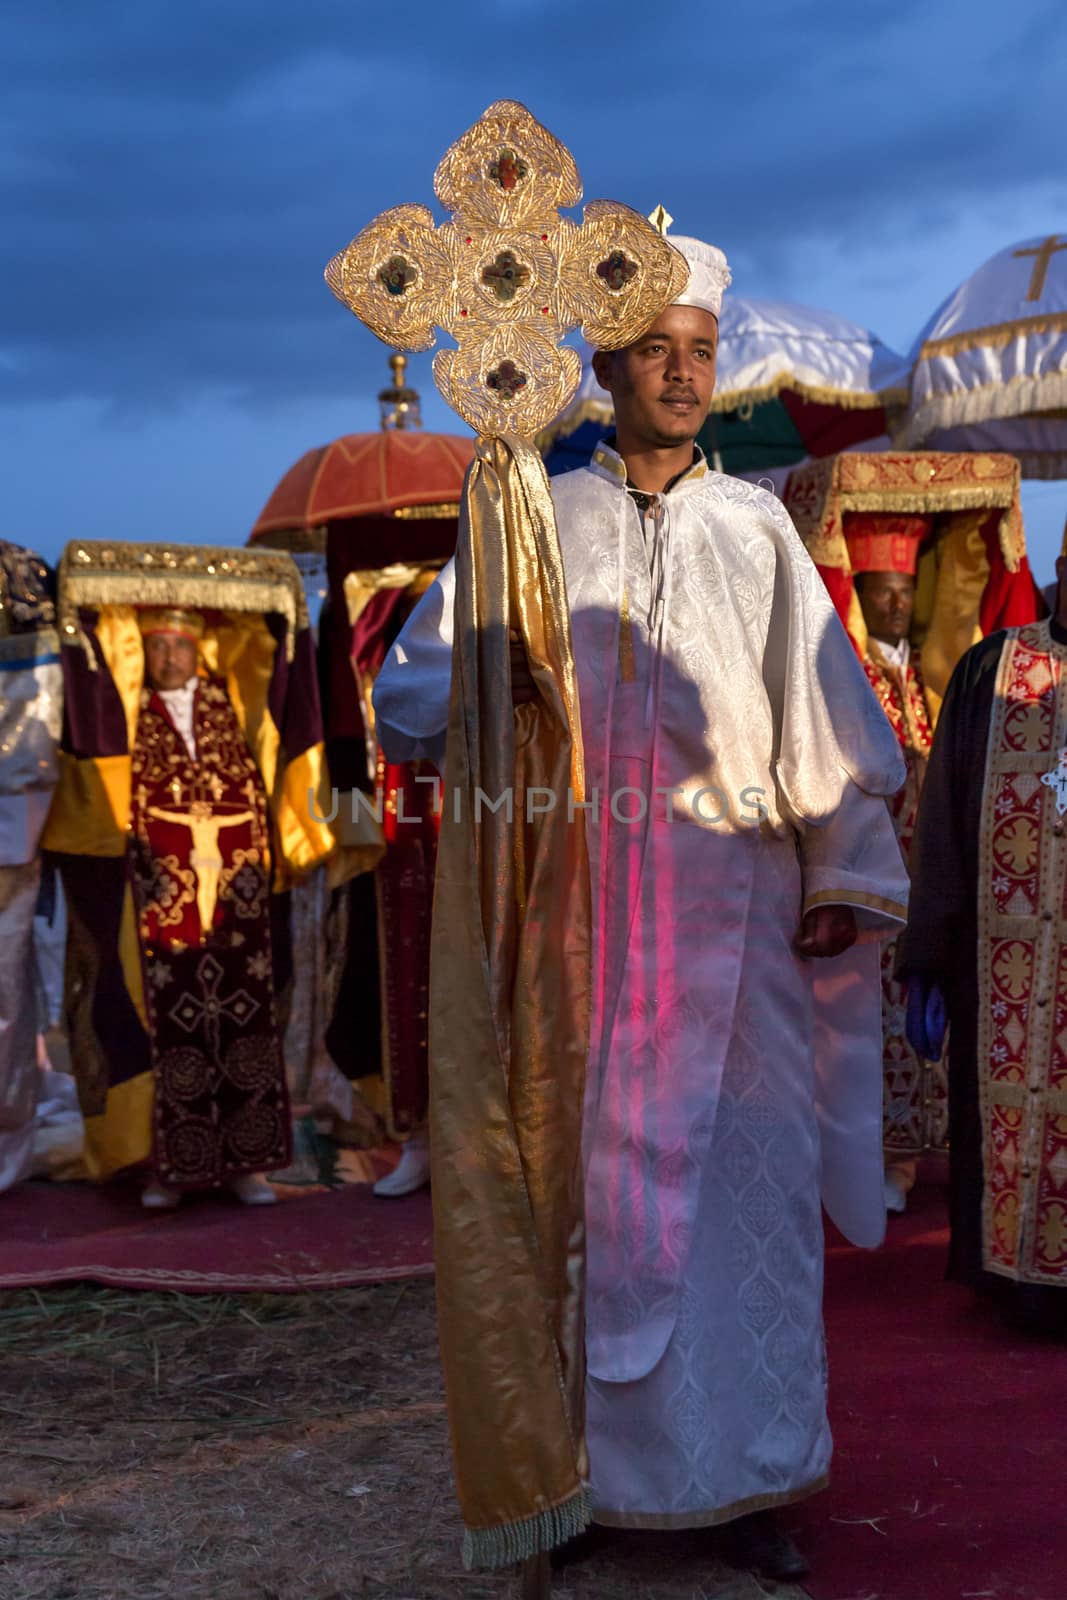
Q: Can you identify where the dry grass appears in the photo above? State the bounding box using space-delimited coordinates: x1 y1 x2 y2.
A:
0 1280 803 1600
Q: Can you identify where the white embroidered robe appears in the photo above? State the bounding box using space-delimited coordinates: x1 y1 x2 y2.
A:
373 444 909 1526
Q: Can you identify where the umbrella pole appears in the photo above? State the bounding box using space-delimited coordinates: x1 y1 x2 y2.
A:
519 1553 552 1598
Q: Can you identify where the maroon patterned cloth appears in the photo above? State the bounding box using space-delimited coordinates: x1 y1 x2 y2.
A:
129 679 290 1186
376 754 439 1135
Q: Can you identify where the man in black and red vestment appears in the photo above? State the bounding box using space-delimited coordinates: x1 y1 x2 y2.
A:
900 556 1067 1330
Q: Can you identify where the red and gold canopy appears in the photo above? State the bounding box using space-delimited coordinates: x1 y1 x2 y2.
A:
249 428 474 546
785 450 1045 717
247 361 473 813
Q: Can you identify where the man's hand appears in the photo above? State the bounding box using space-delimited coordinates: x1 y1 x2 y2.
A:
509 628 538 705
905 976 948 1060
794 904 857 959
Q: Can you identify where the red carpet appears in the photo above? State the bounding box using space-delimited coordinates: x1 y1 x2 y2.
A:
4 1170 1066 1596
0 1179 434 1292
796 1172 1067 1600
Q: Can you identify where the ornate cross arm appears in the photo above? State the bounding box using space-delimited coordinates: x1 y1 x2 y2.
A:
325 99 688 439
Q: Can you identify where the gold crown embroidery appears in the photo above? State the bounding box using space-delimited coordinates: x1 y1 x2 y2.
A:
325 99 689 438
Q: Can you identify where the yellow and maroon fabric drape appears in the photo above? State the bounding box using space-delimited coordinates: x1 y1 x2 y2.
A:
314 514 455 1132
784 451 1045 720
43 545 335 1182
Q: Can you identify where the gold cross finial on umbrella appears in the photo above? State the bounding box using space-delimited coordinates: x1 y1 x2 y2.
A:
1013 234 1067 303
378 350 422 431
648 203 673 236
326 100 688 438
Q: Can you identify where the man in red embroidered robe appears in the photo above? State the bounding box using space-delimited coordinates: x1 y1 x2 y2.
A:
129 608 289 1207
119 608 288 1208
900 557 1067 1330
847 516 944 1213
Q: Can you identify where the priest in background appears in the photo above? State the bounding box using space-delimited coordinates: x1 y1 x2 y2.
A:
374 233 910 1581
847 519 943 1213
127 610 288 1207
48 588 333 1212
900 554 1067 1333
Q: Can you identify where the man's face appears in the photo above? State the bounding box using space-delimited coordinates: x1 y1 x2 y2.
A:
856 571 915 646
144 632 198 691
592 304 718 450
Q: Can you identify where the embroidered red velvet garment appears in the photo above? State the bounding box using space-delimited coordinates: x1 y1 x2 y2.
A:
376 753 440 1136
128 678 290 1187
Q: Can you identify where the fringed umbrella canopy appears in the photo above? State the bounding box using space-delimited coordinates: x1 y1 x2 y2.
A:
249 430 475 549
784 449 1045 717
246 389 473 805
538 296 908 476
896 233 1067 477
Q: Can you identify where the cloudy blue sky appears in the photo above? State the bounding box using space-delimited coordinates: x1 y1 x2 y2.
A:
4 0 1065 576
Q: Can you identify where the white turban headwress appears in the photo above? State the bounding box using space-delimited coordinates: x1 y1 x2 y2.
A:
669 234 731 319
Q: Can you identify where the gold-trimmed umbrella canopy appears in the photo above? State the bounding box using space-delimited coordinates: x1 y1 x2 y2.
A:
57 540 309 658
539 297 908 476
249 429 475 548
784 449 1044 715
897 233 1067 477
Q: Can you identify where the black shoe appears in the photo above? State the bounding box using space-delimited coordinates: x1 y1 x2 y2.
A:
727 1510 810 1581
549 1523 612 1570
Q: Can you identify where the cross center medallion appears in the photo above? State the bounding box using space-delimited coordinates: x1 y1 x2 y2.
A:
1040 748 1067 815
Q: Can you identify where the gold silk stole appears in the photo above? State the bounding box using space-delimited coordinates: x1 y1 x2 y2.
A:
428 436 591 1569
979 621 1067 1284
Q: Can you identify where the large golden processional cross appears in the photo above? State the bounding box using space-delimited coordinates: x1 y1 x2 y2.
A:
325 99 688 438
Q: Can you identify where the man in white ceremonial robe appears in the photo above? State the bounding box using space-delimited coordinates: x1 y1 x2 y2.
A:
374 234 909 1582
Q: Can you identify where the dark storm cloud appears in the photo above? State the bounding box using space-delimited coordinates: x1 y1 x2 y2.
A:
3 0 1065 410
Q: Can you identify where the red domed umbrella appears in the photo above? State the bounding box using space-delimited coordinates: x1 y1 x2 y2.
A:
250 428 474 543
249 355 470 1145
248 356 474 756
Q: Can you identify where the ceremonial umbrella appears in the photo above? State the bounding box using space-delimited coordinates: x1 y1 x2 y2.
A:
539 296 909 476
249 359 474 1121
897 233 1067 476
249 356 474 626
784 449 1045 715
249 416 473 550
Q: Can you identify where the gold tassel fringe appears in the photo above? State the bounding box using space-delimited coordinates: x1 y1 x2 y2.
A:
462 1487 592 1572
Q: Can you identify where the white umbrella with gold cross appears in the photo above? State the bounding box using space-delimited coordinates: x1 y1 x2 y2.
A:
897 232 1067 477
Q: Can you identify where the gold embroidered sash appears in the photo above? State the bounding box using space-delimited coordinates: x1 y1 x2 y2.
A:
978 621 1067 1284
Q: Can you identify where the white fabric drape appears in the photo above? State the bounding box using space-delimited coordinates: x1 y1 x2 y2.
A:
0 634 62 1193
897 233 1067 475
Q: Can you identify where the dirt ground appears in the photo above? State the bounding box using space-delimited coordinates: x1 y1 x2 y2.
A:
0 1278 805 1600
